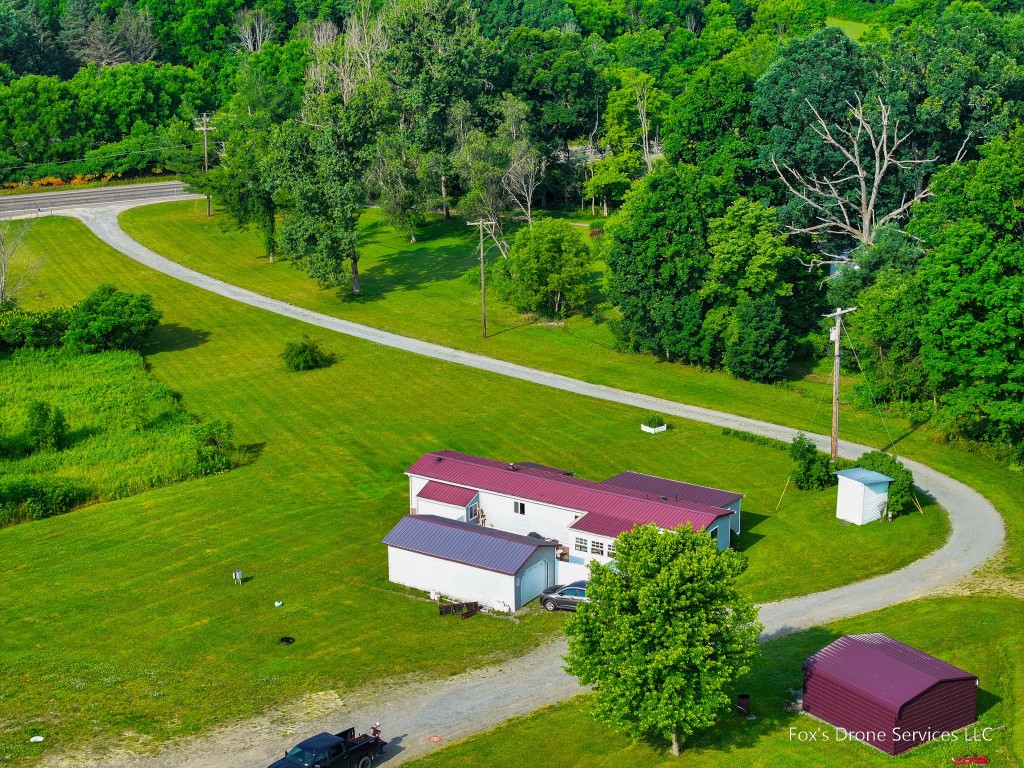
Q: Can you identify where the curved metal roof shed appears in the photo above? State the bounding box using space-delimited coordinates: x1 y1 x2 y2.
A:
803 634 978 754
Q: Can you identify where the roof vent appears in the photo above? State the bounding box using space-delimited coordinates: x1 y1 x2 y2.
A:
508 463 518 471
434 456 443 463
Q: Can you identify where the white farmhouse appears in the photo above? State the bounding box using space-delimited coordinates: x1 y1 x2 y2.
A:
391 450 744 586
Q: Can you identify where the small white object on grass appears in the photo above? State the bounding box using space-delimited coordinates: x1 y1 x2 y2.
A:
274 601 283 607
29 736 44 743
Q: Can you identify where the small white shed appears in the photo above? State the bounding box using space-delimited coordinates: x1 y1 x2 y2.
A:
835 468 894 525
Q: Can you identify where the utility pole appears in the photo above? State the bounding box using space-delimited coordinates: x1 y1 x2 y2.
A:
193 113 216 218
467 220 494 339
825 307 857 461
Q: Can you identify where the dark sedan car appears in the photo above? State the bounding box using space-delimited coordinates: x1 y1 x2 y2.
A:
540 580 588 611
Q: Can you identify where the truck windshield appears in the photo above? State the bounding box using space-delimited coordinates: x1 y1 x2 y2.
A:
284 747 317 766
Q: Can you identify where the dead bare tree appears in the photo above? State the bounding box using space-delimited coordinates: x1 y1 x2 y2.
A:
235 8 276 53
305 0 388 105
310 20 338 48
113 4 156 63
0 220 44 306
502 141 545 227
635 76 657 173
772 95 970 250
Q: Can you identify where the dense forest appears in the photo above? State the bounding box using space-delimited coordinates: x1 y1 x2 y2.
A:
2 0 1023 457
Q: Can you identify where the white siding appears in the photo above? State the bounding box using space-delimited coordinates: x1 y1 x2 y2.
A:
408 475 430 514
387 547 517 612
477 490 579 546
836 476 866 524
836 477 890 525
415 498 468 521
862 482 890 523
556 559 592 583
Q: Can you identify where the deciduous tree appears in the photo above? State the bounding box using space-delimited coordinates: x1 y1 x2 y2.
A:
493 217 591 316
565 523 761 756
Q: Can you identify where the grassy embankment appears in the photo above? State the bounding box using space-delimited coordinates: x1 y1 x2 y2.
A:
0 216 946 763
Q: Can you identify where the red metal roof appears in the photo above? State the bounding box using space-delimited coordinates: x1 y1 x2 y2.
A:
406 451 732 537
603 471 743 508
417 481 479 507
804 634 977 711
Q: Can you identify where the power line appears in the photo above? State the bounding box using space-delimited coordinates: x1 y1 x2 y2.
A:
5 142 203 172
193 113 216 218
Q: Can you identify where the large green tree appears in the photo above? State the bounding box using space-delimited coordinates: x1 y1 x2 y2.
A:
271 84 383 292
605 162 721 362
700 198 806 374
910 126 1024 449
198 118 280 261
565 523 762 755
493 217 592 316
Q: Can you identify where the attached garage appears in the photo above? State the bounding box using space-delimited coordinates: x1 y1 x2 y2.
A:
383 515 557 612
803 634 978 754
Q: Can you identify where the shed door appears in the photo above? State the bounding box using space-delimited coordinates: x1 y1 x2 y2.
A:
521 559 548 604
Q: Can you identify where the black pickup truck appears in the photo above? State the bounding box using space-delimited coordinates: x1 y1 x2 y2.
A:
268 728 382 768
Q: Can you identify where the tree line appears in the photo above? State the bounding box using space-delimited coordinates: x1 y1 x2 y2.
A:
3 0 1023 456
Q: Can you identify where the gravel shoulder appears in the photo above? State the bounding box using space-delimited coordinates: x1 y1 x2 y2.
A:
41 200 1006 768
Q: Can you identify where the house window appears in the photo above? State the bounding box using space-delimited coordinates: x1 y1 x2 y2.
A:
607 543 615 557
591 540 605 556
575 537 588 552
514 501 526 515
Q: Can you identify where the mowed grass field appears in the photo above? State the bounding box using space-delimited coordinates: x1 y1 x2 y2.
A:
0 216 947 762
407 596 1024 767
120 201 1024 575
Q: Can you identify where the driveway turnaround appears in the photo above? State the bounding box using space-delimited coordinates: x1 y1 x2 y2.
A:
49 201 1004 768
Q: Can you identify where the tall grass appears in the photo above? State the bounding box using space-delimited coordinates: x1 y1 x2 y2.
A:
0 347 237 522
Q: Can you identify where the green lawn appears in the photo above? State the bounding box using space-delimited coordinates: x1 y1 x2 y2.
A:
408 596 1024 767
0 216 948 763
119 202 1024 579
826 16 873 40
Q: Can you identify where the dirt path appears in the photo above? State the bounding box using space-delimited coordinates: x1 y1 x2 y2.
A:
42 202 1006 768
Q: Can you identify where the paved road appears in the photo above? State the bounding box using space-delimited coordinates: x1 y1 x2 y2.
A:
50 202 1005 768
0 181 192 217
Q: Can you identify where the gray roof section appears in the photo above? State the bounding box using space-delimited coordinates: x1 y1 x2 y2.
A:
382 515 556 575
836 468 895 486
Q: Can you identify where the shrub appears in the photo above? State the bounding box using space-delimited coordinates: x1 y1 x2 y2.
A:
63 283 163 353
281 336 334 371
789 433 834 490
24 400 68 452
0 307 72 350
853 451 916 516
189 419 236 476
643 413 666 428
721 427 788 451
0 477 78 525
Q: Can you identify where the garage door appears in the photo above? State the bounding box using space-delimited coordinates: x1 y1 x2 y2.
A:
520 559 548 606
